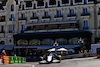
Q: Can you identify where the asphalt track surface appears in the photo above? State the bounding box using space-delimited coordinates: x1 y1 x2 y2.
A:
0 57 100 67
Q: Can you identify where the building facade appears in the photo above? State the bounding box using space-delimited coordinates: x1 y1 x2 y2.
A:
0 0 100 55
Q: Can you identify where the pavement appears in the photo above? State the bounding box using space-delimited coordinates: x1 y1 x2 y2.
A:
0 57 100 67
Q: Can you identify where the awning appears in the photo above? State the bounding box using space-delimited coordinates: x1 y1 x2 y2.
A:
4 45 14 50
0 45 5 50
14 44 82 49
25 45 37 48
14 46 23 48
38 44 82 49
38 45 53 49
26 20 78 26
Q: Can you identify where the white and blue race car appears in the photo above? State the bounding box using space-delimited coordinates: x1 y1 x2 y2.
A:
39 53 61 64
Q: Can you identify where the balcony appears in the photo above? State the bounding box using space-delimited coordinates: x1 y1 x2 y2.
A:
19 18 26 20
42 16 50 22
18 18 27 22
24 28 79 33
0 20 5 22
54 15 63 21
30 17 38 22
68 14 76 17
67 14 76 20
9 31 13 33
30 17 38 19
81 13 90 18
42 16 50 19
21 30 24 33
81 13 90 16
0 31 5 33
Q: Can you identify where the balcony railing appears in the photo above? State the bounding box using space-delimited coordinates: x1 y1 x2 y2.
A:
9 31 13 33
42 16 50 19
81 13 90 16
19 18 26 20
67 14 76 17
0 31 5 33
25 26 79 31
83 27 89 30
54 15 63 18
0 20 5 22
30 17 38 19
21 30 24 33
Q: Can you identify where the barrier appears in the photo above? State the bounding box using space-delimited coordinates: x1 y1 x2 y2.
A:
61 52 96 60
9 56 14 64
1 56 26 65
94 52 97 56
3 56 9 65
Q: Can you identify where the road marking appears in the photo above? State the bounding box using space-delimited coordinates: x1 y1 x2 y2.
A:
32 65 35 67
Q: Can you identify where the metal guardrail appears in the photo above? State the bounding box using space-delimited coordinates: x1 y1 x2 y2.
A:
61 53 95 60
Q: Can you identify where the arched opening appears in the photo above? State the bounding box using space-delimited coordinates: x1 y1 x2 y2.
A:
17 39 28 45
0 41 5 45
55 38 67 45
43 38 54 45
68 37 79 44
29 39 40 45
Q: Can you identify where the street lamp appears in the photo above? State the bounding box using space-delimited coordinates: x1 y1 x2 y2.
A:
53 41 59 52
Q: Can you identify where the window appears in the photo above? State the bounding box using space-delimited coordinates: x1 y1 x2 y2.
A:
37 0 44 6
84 0 87 4
11 4 14 11
33 13 37 18
45 25 48 30
58 1 60 7
75 0 82 3
55 38 67 45
62 0 69 4
57 24 61 29
71 0 73 5
22 5 24 10
29 39 40 45
9 25 12 32
45 12 48 17
70 23 74 28
49 0 56 5
34 4 36 9
70 10 74 15
1 26 4 32
22 14 25 19
22 25 25 31
83 9 88 14
57 11 61 17
26 1 32 7
84 21 88 29
17 39 28 45
43 38 54 45
68 38 79 44
45 2 48 8
33 26 36 30
11 14 14 20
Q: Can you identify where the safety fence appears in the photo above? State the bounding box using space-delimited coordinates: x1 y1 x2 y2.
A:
3 56 26 65
61 52 97 60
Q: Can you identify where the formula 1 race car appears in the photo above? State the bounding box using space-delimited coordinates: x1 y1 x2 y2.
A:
39 53 61 64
